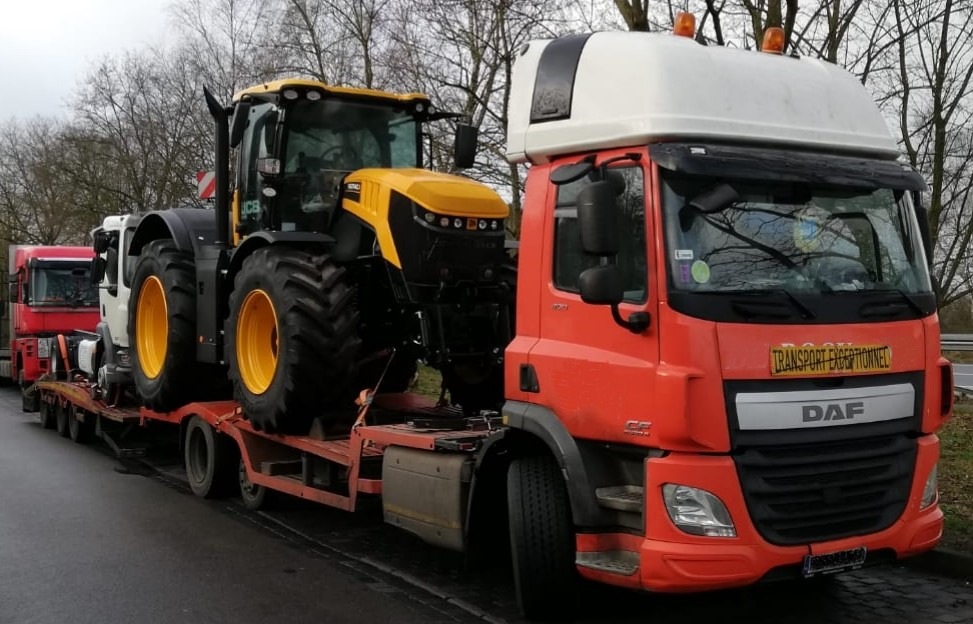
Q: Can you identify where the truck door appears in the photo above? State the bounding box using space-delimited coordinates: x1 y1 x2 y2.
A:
528 152 661 444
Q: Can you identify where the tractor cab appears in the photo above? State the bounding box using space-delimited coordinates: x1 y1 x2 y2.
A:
226 80 472 243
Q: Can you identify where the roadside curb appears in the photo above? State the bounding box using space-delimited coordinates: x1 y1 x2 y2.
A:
903 548 973 581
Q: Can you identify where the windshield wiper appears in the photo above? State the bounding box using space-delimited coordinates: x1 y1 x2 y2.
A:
858 289 925 318
730 289 816 320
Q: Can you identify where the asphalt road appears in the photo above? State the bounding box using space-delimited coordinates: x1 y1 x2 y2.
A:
4 386 973 624
955 363 973 391
0 389 478 624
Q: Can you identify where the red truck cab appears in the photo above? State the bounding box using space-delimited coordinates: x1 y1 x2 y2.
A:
500 25 948 603
7 245 99 408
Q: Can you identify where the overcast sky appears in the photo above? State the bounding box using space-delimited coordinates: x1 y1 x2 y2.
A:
0 0 173 122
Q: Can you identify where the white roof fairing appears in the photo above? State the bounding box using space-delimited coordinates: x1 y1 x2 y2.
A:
506 32 901 165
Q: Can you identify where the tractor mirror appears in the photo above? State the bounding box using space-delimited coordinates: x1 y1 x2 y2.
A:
454 123 478 169
256 157 281 177
90 257 106 285
229 102 251 149
577 180 620 256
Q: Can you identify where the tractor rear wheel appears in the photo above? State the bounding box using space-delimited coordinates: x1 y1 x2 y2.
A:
225 246 360 434
129 239 205 412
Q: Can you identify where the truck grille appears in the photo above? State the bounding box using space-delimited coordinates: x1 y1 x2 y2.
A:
734 434 917 546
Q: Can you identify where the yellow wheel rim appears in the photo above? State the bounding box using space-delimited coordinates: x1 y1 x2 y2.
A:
237 289 279 395
136 275 168 379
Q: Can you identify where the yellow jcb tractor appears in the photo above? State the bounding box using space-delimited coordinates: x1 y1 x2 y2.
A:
125 79 514 433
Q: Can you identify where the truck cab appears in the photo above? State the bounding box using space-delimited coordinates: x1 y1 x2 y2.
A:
7 244 100 408
502 27 948 596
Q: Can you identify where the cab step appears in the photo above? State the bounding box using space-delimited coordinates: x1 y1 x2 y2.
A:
576 550 640 576
595 485 643 512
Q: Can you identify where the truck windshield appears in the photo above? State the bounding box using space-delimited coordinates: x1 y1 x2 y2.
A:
660 172 936 322
30 262 98 307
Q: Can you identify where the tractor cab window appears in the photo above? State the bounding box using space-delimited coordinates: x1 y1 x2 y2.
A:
552 166 648 303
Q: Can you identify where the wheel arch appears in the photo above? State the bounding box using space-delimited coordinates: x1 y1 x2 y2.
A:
128 209 221 259
225 231 335 292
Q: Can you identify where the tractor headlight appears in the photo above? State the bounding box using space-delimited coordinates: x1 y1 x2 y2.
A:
920 464 938 510
663 484 737 537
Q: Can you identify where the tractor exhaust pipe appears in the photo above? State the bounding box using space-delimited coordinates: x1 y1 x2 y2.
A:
203 86 230 248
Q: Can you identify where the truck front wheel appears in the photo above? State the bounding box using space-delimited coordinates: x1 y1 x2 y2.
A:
507 454 578 620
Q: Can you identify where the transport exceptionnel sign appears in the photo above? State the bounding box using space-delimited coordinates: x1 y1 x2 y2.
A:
770 344 892 376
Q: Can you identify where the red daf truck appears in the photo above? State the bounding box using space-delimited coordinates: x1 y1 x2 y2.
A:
33 17 950 621
5 245 99 410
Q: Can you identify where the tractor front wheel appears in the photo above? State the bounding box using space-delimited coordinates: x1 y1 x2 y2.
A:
225 247 360 434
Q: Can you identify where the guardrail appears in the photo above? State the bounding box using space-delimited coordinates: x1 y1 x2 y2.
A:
942 333 973 351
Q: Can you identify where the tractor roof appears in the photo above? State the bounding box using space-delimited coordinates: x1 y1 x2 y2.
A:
506 31 900 165
232 79 430 105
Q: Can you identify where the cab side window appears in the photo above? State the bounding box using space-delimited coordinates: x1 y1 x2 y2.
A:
552 166 648 303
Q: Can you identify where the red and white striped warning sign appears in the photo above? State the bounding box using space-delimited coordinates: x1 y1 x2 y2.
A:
197 170 216 199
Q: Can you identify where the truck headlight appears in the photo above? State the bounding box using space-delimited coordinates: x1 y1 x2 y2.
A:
662 484 737 537
920 464 938 510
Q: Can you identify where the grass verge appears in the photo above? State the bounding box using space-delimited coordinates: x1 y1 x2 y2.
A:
944 351 973 364
938 400 973 552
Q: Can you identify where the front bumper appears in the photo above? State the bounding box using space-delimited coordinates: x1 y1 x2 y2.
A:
575 434 942 592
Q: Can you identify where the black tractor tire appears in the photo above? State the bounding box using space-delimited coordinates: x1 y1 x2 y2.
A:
55 402 70 438
67 405 95 444
129 238 207 412
39 400 56 429
225 246 360 434
238 457 280 511
184 415 237 499
507 454 578 621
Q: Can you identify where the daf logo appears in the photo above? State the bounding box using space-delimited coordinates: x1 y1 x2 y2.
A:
802 401 865 423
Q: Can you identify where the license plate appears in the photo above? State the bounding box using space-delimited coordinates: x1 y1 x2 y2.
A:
771 345 891 376
802 546 867 577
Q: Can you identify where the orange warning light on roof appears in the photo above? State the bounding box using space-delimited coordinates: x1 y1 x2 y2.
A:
673 12 696 38
762 27 785 54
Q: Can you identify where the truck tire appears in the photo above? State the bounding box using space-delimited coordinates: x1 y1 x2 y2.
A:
238 457 279 510
507 454 577 620
39 400 56 429
19 371 38 413
55 402 70 438
129 239 205 412
184 415 236 499
225 247 360 434
67 405 95 444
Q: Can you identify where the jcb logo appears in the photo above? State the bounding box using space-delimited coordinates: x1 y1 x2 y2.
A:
802 402 865 422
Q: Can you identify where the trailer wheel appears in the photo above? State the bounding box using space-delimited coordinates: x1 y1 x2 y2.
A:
225 246 360 434
184 415 236 499
507 455 577 620
129 239 209 412
55 402 70 438
238 457 278 510
39 400 56 429
67 405 95 444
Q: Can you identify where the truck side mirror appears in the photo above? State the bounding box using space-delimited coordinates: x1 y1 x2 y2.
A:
8 274 18 303
93 231 110 254
577 180 620 255
454 123 478 169
90 257 106 285
579 265 623 305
